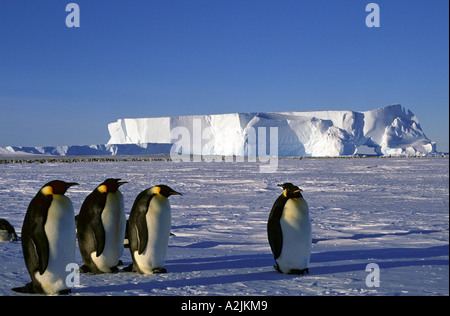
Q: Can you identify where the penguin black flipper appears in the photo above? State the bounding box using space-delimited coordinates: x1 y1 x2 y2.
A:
128 191 155 255
267 194 287 260
31 220 50 275
78 191 107 257
22 195 52 276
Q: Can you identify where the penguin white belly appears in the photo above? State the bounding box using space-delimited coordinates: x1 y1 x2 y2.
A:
91 192 126 272
0 230 10 241
34 195 76 294
276 198 312 273
134 195 171 274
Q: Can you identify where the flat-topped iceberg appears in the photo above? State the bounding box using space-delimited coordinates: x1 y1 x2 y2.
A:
107 104 436 157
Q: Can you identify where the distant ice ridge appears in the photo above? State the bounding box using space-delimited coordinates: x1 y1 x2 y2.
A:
107 104 436 157
1 143 172 157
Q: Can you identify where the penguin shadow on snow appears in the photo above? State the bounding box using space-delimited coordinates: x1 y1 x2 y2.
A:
76 235 449 294
310 244 449 276
167 237 448 277
159 250 312 290
312 228 442 245
171 224 202 231
76 253 293 294
171 240 248 250
166 252 273 272
310 228 448 275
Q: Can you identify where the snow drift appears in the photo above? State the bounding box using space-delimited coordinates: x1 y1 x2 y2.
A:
107 104 436 157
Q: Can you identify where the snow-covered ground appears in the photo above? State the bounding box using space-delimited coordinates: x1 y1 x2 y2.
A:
0 157 448 296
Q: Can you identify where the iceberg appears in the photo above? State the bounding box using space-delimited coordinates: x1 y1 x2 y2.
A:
107 104 436 157
1 104 437 158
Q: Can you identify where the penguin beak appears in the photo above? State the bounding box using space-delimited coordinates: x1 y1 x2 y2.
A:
118 181 128 187
170 191 182 196
63 182 79 194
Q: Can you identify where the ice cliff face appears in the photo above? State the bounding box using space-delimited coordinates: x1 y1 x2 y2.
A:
107 104 436 157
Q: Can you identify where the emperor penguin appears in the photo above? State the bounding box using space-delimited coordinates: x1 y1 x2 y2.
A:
267 183 312 275
126 185 182 274
12 180 79 294
77 178 127 274
0 219 18 241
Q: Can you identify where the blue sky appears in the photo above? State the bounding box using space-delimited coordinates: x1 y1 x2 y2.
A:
0 0 448 151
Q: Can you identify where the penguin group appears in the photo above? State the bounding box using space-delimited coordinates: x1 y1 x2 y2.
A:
8 178 311 295
11 179 181 295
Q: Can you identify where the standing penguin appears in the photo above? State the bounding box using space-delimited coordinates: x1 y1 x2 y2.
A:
0 219 18 241
12 180 79 294
126 185 182 274
267 183 312 275
77 178 127 274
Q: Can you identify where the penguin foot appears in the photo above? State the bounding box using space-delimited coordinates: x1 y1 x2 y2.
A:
288 268 309 275
273 265 309 275
273 265 283 274
79 264 92 273
122 264 134 272
109 260 124 273
12 282 35 294
57 288 72 295
122 264 167 274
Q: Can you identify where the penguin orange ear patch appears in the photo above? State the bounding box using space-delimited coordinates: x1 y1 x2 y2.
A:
150 186 162 195
41 186 53 196
98 185 108 193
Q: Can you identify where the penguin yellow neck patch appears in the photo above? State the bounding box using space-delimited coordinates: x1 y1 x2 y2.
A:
41 186 53 196
98 185 108 193
150 186 162 195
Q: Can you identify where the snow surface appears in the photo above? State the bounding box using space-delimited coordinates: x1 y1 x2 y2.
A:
0 157 448 296
107 104 436 157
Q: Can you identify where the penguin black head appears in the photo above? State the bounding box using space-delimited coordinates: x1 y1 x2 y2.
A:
277 183 303 198
97 178 128 194
277 183 295 189
153 185 182 198
40 180 79 196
